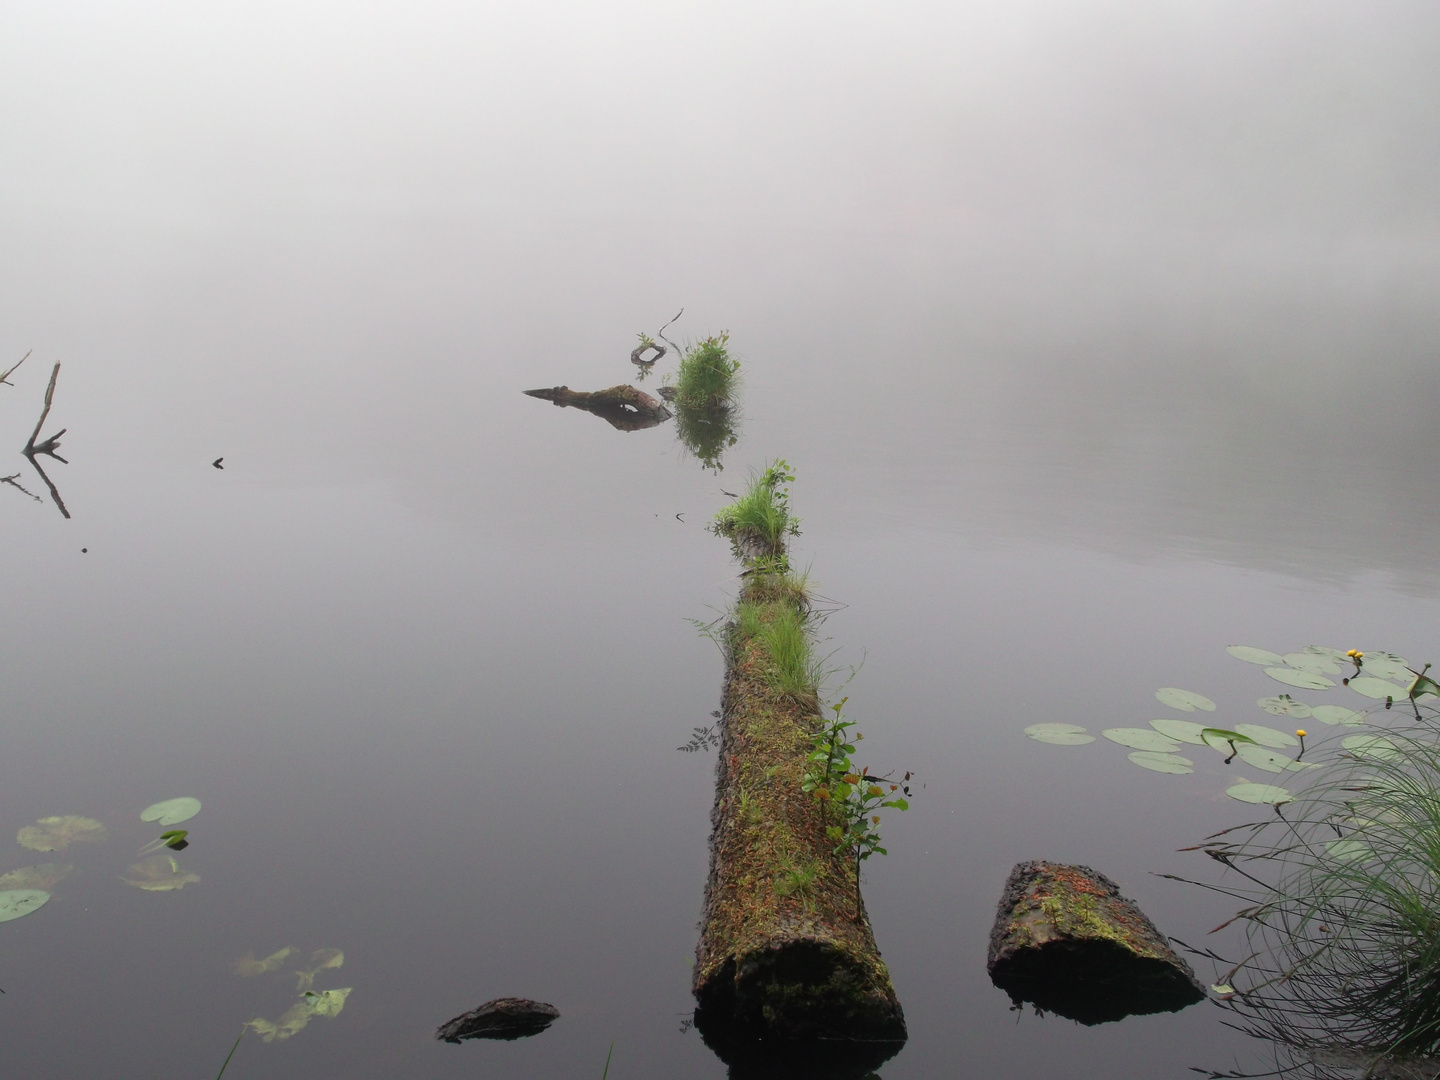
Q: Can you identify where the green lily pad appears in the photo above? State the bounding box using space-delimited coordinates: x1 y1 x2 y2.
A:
1303 646 1349 661
121 854 200 892
1024 723 1094 745
1128 751 1194 774
1234 724 1299 748
248 986 352 1042
1156 688 1216 713
1226 782 1293 805
1264 667 1335 690
1103 728 1183 752
0 889 50 922
1258 695 1312 718
1346 677 1409 700
294 948 344 992
140 798 201 826
1227 646 1285 666
17 816 107 852
1325 839 1371 862
1150 719 1210 744
1342 734 1403 762
1282 651 1341 675
0 863 74 891
1310 705 1364 726
233 947 296 977
1201 728 1259 752
1355 653 1411 682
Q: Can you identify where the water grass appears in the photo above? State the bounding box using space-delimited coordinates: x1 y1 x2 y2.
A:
711 460 799 562
1180 700 1440 1065
673 334 739 411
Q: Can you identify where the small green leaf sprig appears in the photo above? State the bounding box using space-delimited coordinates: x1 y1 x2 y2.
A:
802 696 912 917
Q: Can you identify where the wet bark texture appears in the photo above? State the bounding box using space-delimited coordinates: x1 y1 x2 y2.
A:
522 384 671 431
692 579 906 1063
987 860 1205 1024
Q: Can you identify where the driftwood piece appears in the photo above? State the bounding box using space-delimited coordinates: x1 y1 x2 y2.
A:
987 860 1205 1024
522 384 672 432
692 576 906 1068
435 998 559 1043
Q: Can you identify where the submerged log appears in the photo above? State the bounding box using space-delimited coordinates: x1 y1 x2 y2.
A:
435 998 559 1042
693 574 906 1063
987 860 1205 1025
522 384 671 432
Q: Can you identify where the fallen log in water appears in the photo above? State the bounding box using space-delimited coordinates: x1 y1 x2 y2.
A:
522 384 671 432
987 860 1205 1024
692 477 905 1069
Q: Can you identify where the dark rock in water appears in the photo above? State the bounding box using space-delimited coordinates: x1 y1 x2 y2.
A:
435 998 560 1043
987 860 1205 1025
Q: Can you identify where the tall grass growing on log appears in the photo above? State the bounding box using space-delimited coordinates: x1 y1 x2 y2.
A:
711 460 800 561
674 334 739 410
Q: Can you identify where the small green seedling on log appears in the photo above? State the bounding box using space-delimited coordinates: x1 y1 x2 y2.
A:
802 696 912 918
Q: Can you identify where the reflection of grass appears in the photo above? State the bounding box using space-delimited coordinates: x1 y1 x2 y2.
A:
674 334 739 410
674 399 738 472
1185 700 1440 1062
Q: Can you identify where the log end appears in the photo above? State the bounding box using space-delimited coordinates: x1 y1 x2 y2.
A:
987 860 1205 1025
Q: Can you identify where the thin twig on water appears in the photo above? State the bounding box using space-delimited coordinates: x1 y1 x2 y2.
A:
0 349 30 386
24 362 65 458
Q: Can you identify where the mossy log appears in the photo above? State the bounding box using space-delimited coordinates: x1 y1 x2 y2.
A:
693 576 906 1066
987 860 1205 1024
522 384 671 431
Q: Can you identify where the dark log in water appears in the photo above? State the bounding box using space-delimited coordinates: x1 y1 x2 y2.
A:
522 384 671 431
435 997 559 1042
987 860 1205 1025
692 575 906 1061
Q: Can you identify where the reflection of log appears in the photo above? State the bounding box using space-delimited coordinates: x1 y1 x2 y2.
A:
521 384 672 432
987 860 1204 1024
692 576 907 1061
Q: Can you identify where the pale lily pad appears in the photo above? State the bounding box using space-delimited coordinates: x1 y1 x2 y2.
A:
1264 667 1335 690
1303 646 1349 662
1103 728 1182 752
248 987 352 1042
1342 734 1403 762
0 889 49 922
121 854 200 892
1226 782 1293 805
0 863 74 891
140 798 201 826
1311 705 1364 726
1353 652 1410 682
17 816 107 852
1150 719 1210 744
1128 751 1194 774
1234 743 1308 774
1258 695 1312 718
1156 688 1216 712
1282 651 1341 675
233 947 296 977
1024 723 1094 745
1235 724 1299 748
1227 646 1285 666
1201 728 1259 752
1325 839 1371 862
295 948 344 992
1346 677 1408 700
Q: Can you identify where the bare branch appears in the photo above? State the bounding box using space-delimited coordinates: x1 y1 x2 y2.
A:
24 362 64 457
0 349 30 386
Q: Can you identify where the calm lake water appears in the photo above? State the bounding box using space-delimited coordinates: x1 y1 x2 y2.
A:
2 4 1438 1077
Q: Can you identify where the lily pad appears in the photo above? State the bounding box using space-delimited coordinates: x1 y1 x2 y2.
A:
1149 719 1210 744
1342 734 1403 762
1103 728 1183 752
295 948 344 992
1258 695 1312 718
140 798 201 826
1227 646 1285 666
1233 743 1307 774
1201 728 1259 752
1156 688 1217 713
1128 751 1194 774
1303 646 1349 662
0 889 50 922
1325 839 1372 862
1346 677 1409 701
1226 782 1293 805
1023 723 1094 745
17 816 107 852
1234 724 1299 748
233 947 296 977
0 863 74 891
1353 653 1411 683
1264 667 1335 690
248 987 352 1042
1310 705 1364 726
1282 651 1341 675
121 854 200 892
